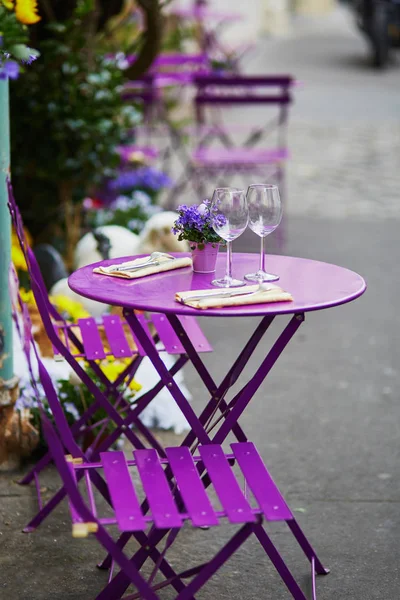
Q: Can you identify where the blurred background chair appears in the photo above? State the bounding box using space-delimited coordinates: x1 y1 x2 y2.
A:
7 181 212 533
168 74 294 243
122 53 211 175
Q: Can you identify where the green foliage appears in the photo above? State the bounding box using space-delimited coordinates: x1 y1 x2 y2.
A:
21 367 138 450
0 5 28 43
0 5 39 77
9 2 141 236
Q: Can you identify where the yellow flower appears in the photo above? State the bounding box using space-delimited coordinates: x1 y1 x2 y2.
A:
11 244 28 271
19 288 35 305
101 362 124 381
2 1 15 10
50 294 90 322
15 0 41 24
129 378 142 392
100 359 142 391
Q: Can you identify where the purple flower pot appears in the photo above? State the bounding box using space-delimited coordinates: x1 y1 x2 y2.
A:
190 242 220 273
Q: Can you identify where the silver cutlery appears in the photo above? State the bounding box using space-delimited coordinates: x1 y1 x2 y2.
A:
182 283 273 303
114 252 175 272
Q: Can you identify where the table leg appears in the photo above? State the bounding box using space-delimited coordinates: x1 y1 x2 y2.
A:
109 310 328 596
166 313 275 447
124 309 212 445
212 314 304 444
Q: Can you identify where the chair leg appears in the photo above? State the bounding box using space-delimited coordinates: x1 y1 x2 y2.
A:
175 524 254 600
254 524 309 600
23 464 111 533
286 520 330 576
94 525 160 600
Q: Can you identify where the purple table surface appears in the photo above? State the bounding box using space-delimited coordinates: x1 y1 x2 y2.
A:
68 253 366 318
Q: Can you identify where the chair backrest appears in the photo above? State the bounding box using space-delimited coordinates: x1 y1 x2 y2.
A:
9 265 81 459
194 75 293 107
127 52 209 74
192 75 295 150
194 74 293 120
7 181 129 405
7 180 64 325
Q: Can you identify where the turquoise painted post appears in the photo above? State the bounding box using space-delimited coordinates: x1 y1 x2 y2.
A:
0 78 13 385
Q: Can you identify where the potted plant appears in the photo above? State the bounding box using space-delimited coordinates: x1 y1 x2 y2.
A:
172 200 225 273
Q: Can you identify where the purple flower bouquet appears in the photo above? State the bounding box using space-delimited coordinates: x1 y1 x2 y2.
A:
172 200 225 249
172 201 226 273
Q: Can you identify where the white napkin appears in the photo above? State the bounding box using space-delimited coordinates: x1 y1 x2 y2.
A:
93 255 192 279
175 284 293 309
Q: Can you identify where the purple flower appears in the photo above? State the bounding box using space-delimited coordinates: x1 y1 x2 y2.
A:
109 167 172 193
172 202 226 245
21 54 39 65
0 60 19 80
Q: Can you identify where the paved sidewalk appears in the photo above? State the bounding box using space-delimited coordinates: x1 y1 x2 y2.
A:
247 6 400 220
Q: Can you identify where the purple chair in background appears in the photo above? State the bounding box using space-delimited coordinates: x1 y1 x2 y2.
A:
170 74 294 242
170 0 250 73
22 305 329 599
123 53 211 174
7 181 212 532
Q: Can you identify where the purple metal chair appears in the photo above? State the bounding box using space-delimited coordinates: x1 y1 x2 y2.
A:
30 329 329 600
170 75 294 242
170 1 248 73
7 181 212 532
123 54 211 174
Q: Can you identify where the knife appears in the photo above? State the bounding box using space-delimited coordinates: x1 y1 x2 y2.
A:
180 286 273 304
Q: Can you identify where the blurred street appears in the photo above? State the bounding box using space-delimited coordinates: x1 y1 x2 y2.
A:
248 6 400 219
1 5 400 600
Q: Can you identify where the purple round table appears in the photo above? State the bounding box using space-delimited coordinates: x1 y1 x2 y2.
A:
68 252 366 318
68 252 365 594
68 250 366 447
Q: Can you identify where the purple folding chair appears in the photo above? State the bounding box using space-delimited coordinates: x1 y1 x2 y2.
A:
171 1 250 73
170 75 294 243
7 181 212 532
123 53 211 174
31 333 329 600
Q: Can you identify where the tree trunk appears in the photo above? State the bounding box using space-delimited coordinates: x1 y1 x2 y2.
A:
60 182 81 272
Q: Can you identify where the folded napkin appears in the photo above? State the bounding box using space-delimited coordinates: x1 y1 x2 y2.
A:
175 284 293 309
93 255 192 279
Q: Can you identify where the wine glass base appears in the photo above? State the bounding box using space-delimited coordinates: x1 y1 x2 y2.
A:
211 277 246 288
245 271 280 282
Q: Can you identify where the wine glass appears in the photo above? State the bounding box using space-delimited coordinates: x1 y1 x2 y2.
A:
210 187 248 288
245 184 282 282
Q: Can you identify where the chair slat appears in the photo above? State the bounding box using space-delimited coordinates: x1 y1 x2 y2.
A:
151 314 212 354
194 75 294 87
166 447 218 527
231 442 292 521
196 95 291 106
101 452 146 531
199 445 255 524
193 148 289 166
134 449 182 529
77 318 106 360
102 315 134 359
178 316 213 353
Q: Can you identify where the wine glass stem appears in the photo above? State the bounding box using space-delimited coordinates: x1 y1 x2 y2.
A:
226 240 233 280
259 236 266 273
